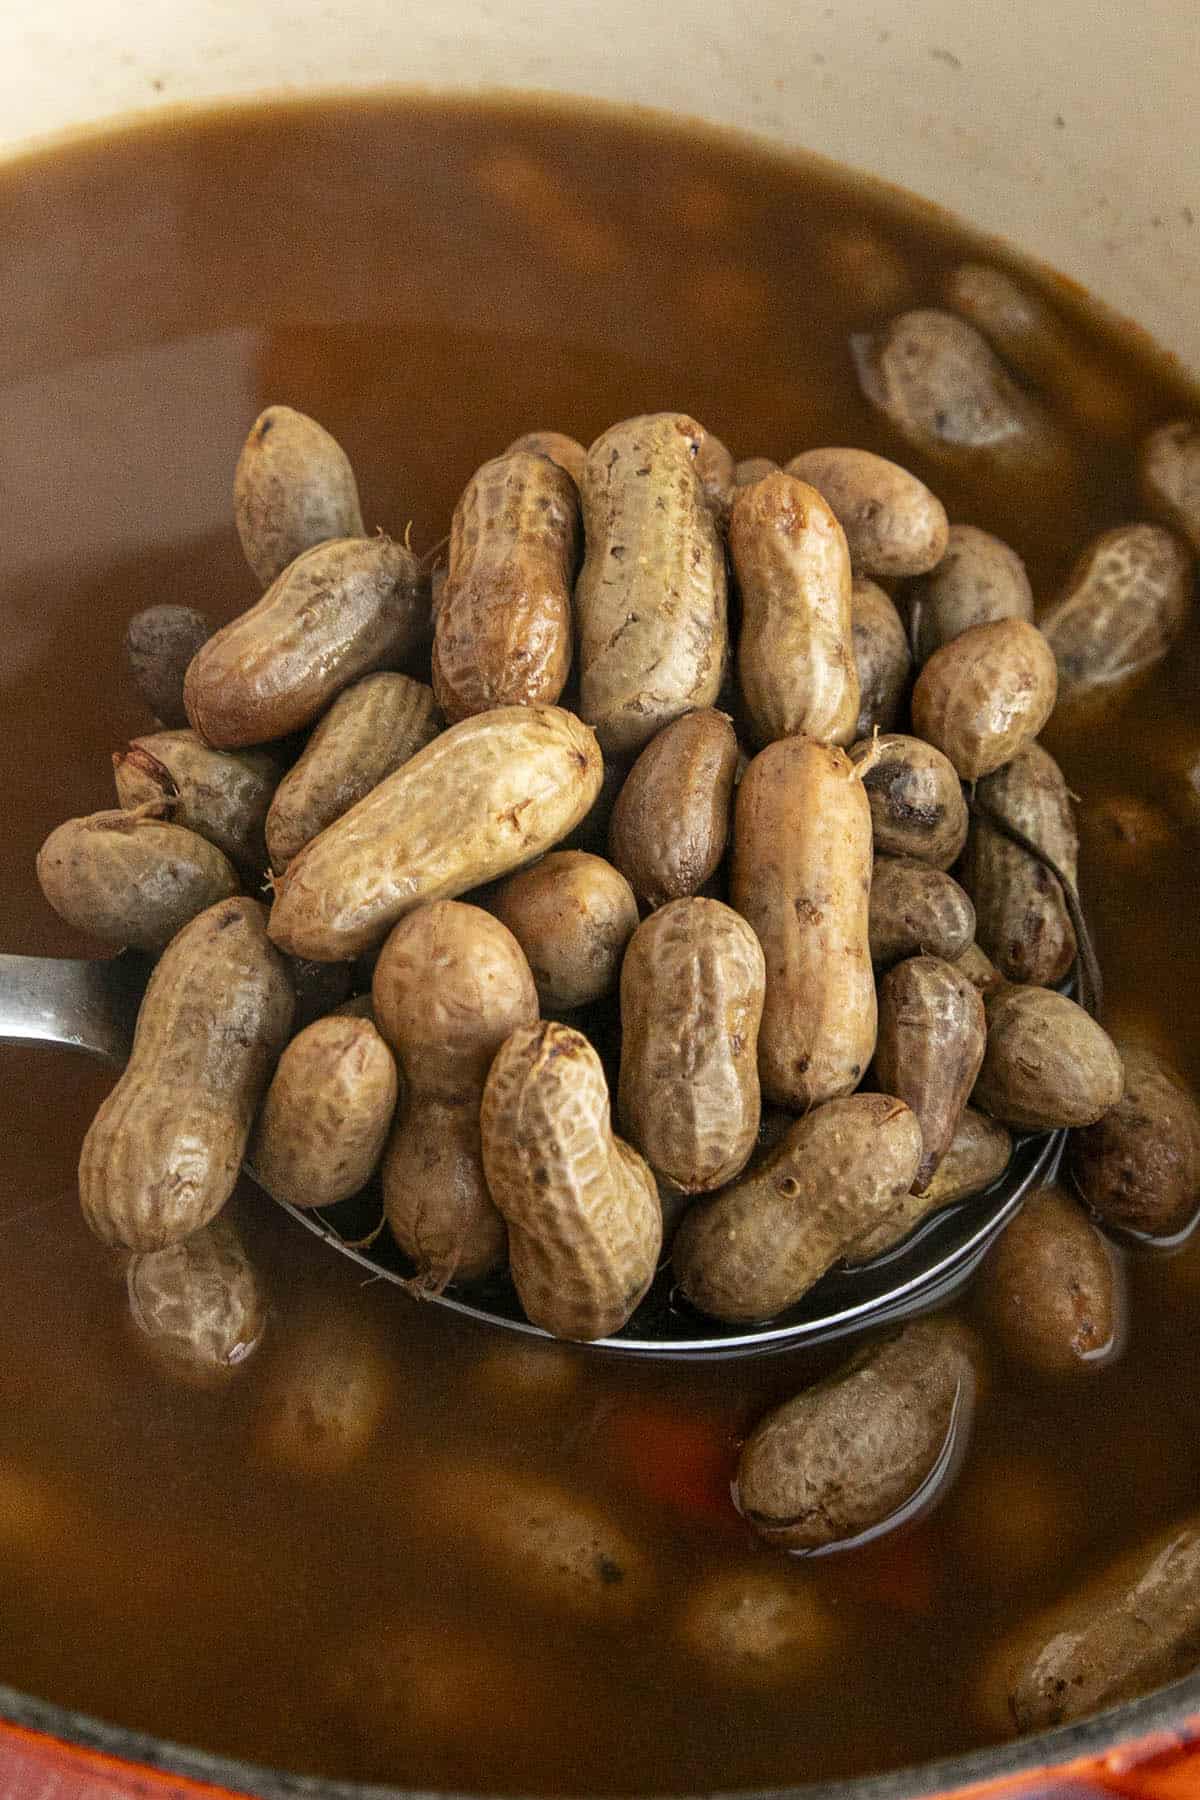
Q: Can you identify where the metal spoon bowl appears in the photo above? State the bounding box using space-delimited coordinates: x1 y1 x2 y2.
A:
0 949 1061 1358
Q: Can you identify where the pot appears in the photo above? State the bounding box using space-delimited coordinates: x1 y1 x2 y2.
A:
1 1 1198 1796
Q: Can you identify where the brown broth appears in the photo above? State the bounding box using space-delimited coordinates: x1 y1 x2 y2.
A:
1 93 1200 1795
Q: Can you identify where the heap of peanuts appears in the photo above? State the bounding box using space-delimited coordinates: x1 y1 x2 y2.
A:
35 366 1200 1606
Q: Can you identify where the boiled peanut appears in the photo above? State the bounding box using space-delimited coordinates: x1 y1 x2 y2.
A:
954 941 1007 997
268 705 603 961
606 709 738 910
494 851 638 1012
673 1094 922 1322
851 308 1058 468
618 898 764 1193
868 858 976 968
729 472 858 748
734 456 779 487
37 807 240 954
126 1217 266 1386
184 536 427 748
125 605 213 728
113 729 280 875
906 524 1034 665
849 733 968 869
695 429 736 521
256 1309 393 1477
851 577 912 738
677 1565 840 1684
960 743 1078 987
849 1108 1012 1260
433 451 579 720
505 429 586 488
373 902 538 1287
575 413 728 757
989 1514 1200 1733
1139 419 1200 554
1071 1042 1200 1238
1039 524 1193 704
973 986 1124 1130
784 447 947 578
736 1320 976 1550
265 673 440 872
912 618 1058 780
234 404 364 588
481 1022 662 1340
251 1015 398 1209
79 897 294 1250
975 1185 1123 1377
874 956 987 1192
325 1620 540 1752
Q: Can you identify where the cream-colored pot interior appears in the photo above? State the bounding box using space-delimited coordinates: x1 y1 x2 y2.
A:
3 0 1198 375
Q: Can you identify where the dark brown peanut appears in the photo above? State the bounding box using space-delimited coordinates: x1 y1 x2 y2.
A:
673 1095 922 1322
618 898 765 1193
874 956 987 1191
606 710 738 910
505 430 587 488
1139 419 1200 554
37 808 240 954
113 729 280 875
974 986 1124 1130
126 1218 266 1386
906 525 1034 665
251 1015 398 1209
784 447 948 578
849 1108 1012 1260
976 1184 1123 1377
851 577 912 738
954 941 1007 998
433 451 580 720
961 743 1079 986
736 1320 976 1549
494 851 638 1012
912 619 1058 780
234 405 364 587
1071 1042 1200 1238
869 858 976 968
125 605 213 728
1039 524 1194 704
849 733 968 869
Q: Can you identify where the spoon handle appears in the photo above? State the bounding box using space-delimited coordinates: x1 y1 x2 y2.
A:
0 952 149 1065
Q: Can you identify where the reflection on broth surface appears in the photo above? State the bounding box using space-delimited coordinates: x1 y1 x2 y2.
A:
2 93 1200 1793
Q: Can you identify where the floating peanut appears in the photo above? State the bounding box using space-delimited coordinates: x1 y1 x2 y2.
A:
1039 524 1194 705
126 1217 266 1387
975 1184 1124 1378
1071 1042 1200 1238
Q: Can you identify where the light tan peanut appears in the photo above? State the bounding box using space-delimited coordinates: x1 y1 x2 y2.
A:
494 851 638 1012
269 705 603 961
1039 524 1194 704
849 1108 1012 1260
732 738 876 1109
255 1309 393 1477
481 1022 662 1340
1139 419 1200 554
961 743 1078 987
869 858 976 969
987 1514 1200 1733
734 456 779 487
912 619 1058 780
784 447 948 578
78 897 294 1250
618 899 764 1193
874 955 987 1191
251 1015 398 1209
973 985 1124 1130
851 577 912 737
184 536 427 748
906 525 1034 666
975 1185 1124 1378
37 807 241 954
433 451 579 720
606 710 738 910
113 729 280 876
234 404 364 588
695 429 736 521
737 1318 976 1549
1071 1042 1200 1238
851 308 1060 469
575 414 728 757
505 430 587 488
849 733 968 869
955 941 1007 997
373 902 538 1288
729 472 858 748
126 1217 266 1387
673 1095 922 1322
265 673 440 872
125 605 213 728
677 1565 840 1684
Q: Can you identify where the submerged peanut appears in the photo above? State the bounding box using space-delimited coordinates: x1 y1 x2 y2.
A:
849 1108 1012 1261
125 605 213 728
673 1095 922 1323
975 1185 1124 1378
868 859 976 969
961 743 1078 986
606 710 738 911
784 447 947 578
1139 419 1200 555
481 1022 662 1341
849 733 968 869
251 1016 398 1210
494 851 638 1013
729 473 858 748
619 898 765 1194
37 808 240 954
234 404 364 588
575 414 728 757
973 986 1124 1131
912 619 1058 780
874 956 987 1192
265 673 440 872
1039 524 1194 704
505 430 587 488
433 451 580 720
113 730 280 875
185 536 427 748
1071 1042 1200 1239
269 705 603 961
906 525 1034 665
851 578 912 738
678 1566 840 1684
126 1217 266 1386
79 898 294 1250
